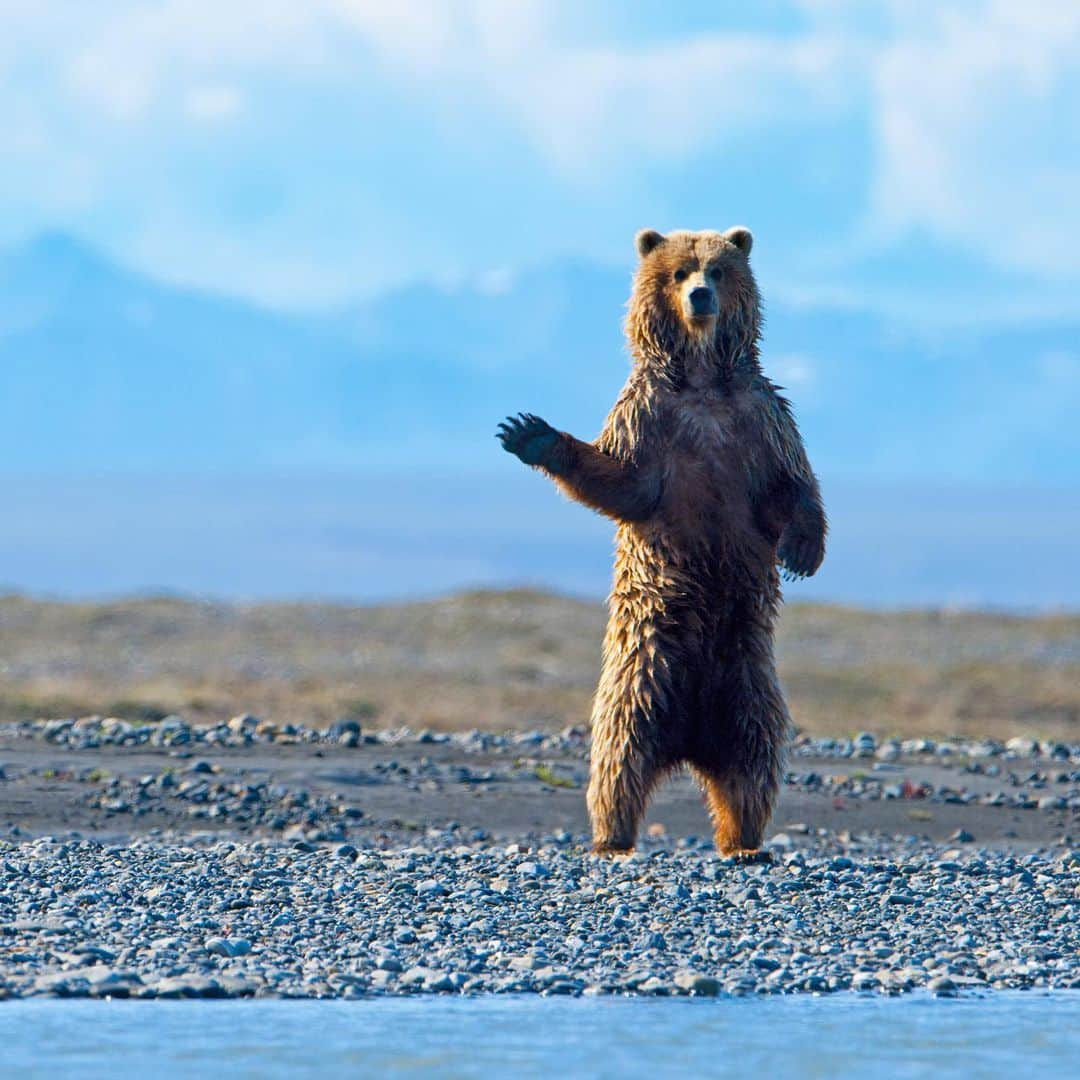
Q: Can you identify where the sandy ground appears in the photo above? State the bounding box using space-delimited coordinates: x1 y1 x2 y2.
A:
0 733 1073 851
0 590 1078 742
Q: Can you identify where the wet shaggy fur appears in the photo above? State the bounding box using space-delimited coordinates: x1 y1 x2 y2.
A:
497 227 826 856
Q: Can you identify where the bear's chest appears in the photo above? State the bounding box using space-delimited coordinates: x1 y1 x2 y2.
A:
668 388 754 462
659 389 767 531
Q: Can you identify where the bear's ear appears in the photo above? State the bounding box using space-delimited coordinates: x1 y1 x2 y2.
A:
723 226 753 255
635 229 666 258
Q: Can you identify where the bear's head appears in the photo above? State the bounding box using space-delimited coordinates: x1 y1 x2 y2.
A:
627 227 760 368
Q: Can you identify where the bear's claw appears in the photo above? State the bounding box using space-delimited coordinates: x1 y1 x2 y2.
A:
778 531 825 581
496 412 561 468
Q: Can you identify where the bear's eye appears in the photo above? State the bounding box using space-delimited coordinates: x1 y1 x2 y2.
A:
709 266 724 281
673 268 689 283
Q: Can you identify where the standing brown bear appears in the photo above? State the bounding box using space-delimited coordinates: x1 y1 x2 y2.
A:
497 227 826 857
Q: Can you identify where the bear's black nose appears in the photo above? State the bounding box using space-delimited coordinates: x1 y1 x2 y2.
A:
688 286 717 316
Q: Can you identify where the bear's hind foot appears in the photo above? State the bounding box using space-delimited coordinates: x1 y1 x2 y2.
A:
590 843 635 859
719 847 774 865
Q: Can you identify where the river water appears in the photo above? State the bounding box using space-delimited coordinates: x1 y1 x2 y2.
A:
1 993 1077 1078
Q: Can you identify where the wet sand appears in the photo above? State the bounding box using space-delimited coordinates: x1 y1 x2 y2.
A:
1 726 1074 850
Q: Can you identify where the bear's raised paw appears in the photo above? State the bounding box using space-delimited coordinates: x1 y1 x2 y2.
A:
496 413 560 468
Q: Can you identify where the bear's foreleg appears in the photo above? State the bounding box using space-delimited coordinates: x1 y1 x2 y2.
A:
777 483 827 580
548 438 661 524
496 413 660 523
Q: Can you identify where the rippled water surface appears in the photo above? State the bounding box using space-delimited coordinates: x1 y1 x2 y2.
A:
2 994 1077 1078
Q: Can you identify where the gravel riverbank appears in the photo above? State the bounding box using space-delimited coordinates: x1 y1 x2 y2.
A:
2 836 1077 1000
1 718 1076 1001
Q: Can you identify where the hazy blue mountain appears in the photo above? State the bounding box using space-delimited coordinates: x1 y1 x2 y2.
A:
0 232 342 467
2 232 1078 606
1 231 1078 483
1 471 1076 609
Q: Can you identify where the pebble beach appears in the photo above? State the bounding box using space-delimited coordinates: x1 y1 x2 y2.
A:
1 717 1077 1001
3 835 1079 1001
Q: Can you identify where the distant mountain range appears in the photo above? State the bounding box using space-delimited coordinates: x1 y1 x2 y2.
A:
2 231 1078 482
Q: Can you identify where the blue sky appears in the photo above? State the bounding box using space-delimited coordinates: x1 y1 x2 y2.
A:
1 2 1078 606
2 1 1078 318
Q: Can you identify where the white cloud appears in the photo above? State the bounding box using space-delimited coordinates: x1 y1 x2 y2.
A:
325 0 465 71
48 2 858 171
864 1 1080 279
474 267 516 296
501 33 859 179
63 2 338 121
184 85 244 123
768 353 817 389
1039 349 1079 382
1 1 1078 310
312 3 860 178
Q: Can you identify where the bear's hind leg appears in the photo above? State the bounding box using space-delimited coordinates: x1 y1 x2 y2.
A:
693 766 777 860
587 584 683 855
694 637 789 858
587 736 664 854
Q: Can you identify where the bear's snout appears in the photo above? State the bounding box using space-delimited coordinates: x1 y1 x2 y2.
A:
686 284 717 319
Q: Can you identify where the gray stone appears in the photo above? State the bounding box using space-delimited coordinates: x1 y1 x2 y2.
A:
1005 737 1038 756
205 937 252 958
928 975 957 997
516 862 549 878
150 975 227 999
674 971 720 996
